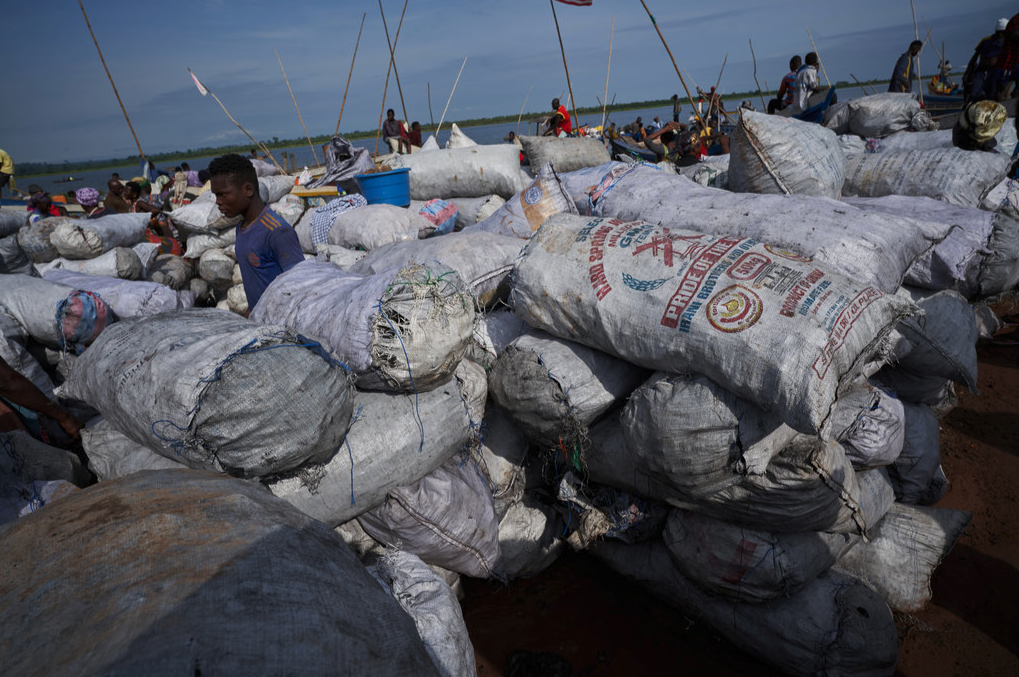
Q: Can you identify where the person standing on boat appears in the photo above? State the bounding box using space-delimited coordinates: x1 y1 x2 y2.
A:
543 98 572 137
671 94 682 123
792 53 822 113
963 19 1007 103
989 13 1019 101
0 149 14 198
888 40 924 93
768 56 802 114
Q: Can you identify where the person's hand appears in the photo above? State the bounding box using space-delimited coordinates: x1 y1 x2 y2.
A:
55 411 85 441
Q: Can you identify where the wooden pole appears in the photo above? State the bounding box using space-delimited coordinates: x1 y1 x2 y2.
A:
637 0 703 127
436 57 468 137
205 86 284 173
275 48 319 166
379 0 410 125
549 0 581 135
709 53 728 122
427 82 434 126
335 12 366 135
517 84 534 136
749 39 768 111
850 73 876 96
806 27 831 87
78 0 147 163
909 0 923 104
373 0 410 156
602 17 614 130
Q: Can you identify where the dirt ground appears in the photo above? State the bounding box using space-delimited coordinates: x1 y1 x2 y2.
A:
461 330 1019 676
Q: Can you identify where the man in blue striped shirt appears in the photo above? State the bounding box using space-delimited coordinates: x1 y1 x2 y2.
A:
209 154 304 311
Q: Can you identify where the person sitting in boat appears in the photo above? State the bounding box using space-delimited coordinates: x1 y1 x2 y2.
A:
172 167 189 205
382 109 410 154
953 100 1007 153
408 121 423 149
889 40 924 93
768 55 802 114
792 52 822 114
104 178 130 214
181 162 202 188
645 121 688 163
543 98 572 137
26 191 63 224
645 117 662 134
124 181 184 256
76 187 114 219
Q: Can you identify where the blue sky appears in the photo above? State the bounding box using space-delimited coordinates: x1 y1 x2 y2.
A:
3 0 1013 164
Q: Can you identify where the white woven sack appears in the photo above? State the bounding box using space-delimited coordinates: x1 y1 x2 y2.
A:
226 284 248 315
0 210 27 238
445 123 478 148
888 402 945 505
168 191 240 234
448 195 506 229
488 329 648 446
270 193 305 226
835 502 972 612
0 470 439 677
39 246 143 280
43 269 189 318
846 93 921 138
358 450 502 579
61 308 355 478
251 260 474 392
325 203 431 251
729 110 846 198
592 540 898 677
510 214 915 435
266 372 478 527
829 382 906 468
82 419 187 480
519 136 612 175
250 157 278 176
315 243 366 269
0 274 112 352
184 227 235 259
470 162 578 239
0 234 33 276
0 319 55 397
573 164 949 293
842 148 1010 207
259 174 295 204
896 288 979 391
498 497 567 579
466 307 531 369
391 145 526 200
49 213 149 260
350 230 523 306
477 406 529 519
198 248 235 289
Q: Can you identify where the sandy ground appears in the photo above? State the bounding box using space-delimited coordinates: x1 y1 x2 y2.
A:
461 334 1019 676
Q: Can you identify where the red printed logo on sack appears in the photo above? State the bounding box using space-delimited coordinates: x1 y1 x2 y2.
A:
764 244 812 262
247 252 261 268
707 286 763 333
727 252 771 280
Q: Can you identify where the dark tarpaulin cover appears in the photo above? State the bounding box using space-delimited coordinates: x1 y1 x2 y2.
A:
307 135 376 189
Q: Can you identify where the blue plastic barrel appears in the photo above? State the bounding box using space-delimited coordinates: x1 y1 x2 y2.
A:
353 167 411 207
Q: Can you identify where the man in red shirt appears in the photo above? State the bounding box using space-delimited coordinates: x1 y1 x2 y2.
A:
543 98 572 137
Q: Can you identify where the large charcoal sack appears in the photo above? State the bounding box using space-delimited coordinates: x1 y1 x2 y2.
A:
498 497 567 579
148 254 195 289
39 246 143 280
371 550 477 677
43 269 189 318
445 123 477 148
82 419 186 480
391 145 526 200
479 406 531 519
887 402 946 505
167 191 240 234
49 212 149 259
0 429 92 492
510 214 915 435
0 319 56 397
519 135 612 174
846 92 922 138
198 247 235 290
16 217 61 263
467 307 531 369
620 372 795 496
0 274 114 353
0 233 33 275
266 365 480 526
293 194 369 253
588 418 874 534
835 502 972 612
252 260 474 392
489 330 648 446
569 164 949 294
592 540 898 677
448 194 505 230
469 162 578 239
350 230 523 307
259 174 295 204
842 148 1010 207
325 203 433 251
61 308 354 478
0 209 28 238
184 227 236 259
896 288 979 391
729 110 846 198
829 382 906 468
845 194 1019 298
662 469 893 602
358 451 503 579
270 193 305 226
0 470 439 677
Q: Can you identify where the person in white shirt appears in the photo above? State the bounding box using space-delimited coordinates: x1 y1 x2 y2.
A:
792 52 821 113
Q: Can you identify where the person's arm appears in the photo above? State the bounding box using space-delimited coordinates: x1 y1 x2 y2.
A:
0 357 83 439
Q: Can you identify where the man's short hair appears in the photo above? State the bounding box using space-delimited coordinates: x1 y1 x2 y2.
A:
910 40 923 50
805 52 818 66
208 153 257 189
124 181 141 195
387 108 395 116
790 55 802 70
551 98 560 108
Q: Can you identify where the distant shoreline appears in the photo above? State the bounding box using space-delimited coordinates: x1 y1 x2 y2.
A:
17 76 906 176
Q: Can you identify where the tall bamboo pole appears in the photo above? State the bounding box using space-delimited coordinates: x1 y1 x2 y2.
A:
602 18 614 130
275 48 319 166
373 0 410 156
335 12 366 135
379 0 410 124
851 73 877 96
806 27 831 87
517 84 534 136
78 0 147 164
436 57 468 137
749 39 768 111
637 0 703 127
428 82 434 126
549 0 580 134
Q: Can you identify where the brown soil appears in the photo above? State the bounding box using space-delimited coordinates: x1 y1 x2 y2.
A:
461 336 1019 676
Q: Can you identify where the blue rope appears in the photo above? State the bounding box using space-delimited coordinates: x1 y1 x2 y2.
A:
345 404 364 506
375 301 424 454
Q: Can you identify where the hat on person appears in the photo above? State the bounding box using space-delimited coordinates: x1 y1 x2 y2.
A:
75 187 100 207
28 191 51 207
26 184 44 194
998 18 1009 31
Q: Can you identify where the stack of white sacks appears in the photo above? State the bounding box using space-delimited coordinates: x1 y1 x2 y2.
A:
0 112 1012 676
